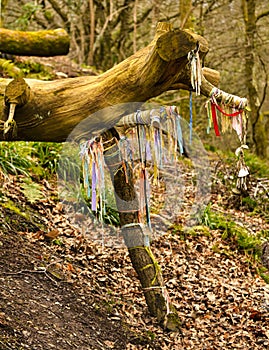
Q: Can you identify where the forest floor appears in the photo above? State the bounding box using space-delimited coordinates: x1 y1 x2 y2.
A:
1 150 269 350
1 55 269 349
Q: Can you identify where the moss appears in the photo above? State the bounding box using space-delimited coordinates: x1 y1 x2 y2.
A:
16 60 54 80
244 152 269 177
2 28 69 56
21 179 44 204
0 58 22 78
241 196 258 211
145 330 156 341
184 225 211 237
200 204 269 282
259 270 269 284
163 305 181 332
0 198 45 232
52 238 63 246
205 144 217 152
2 199 28 219
211 243 232 257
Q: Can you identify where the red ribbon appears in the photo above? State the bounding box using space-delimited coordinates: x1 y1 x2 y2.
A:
213 102 243 117
210 102 243 137
211 103 220 136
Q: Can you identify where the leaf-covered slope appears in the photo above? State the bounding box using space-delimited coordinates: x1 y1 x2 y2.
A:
1 151 269 349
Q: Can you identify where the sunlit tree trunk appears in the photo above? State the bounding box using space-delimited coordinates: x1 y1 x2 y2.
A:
180 0 193 29
0 28 70 56
0 0 8 27
87 0 95 65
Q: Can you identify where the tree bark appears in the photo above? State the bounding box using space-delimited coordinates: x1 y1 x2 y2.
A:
0 22 212 142
242 0 267 158
0 28 70 57
101 128 180 330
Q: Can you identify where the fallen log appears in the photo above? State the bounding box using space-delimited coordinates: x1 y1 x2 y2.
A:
0 22 216 142
0 28 70 57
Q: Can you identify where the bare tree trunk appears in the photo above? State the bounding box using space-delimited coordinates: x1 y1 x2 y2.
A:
180 0 193 29
242 0 267 158
0 0 8 27
133 0 137 53
88 0 95 65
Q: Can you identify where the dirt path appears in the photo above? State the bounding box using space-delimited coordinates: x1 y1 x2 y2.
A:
0 229 130 350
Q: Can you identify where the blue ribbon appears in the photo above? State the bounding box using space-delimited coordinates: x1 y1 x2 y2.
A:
189 91 193 143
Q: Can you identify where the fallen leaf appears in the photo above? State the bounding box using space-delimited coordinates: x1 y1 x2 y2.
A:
45 229 60 239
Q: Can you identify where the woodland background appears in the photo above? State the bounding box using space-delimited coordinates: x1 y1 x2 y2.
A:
1 1 269 349
1 0 269 157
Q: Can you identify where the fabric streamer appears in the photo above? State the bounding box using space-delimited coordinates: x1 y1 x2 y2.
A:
136 112 152 244
207 87 248 142
168 106 183 155
206 88 250 194
79 98 250 238
187 42 202 95
91 159 97 211
235 145 249 193
210 101 220 137
205 100 212 134
80 141 91 198
189 91 193 142
175 115 184 154
80 137 106 215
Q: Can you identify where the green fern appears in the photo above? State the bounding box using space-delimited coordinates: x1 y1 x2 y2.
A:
0 58 22 78
21 179 44 204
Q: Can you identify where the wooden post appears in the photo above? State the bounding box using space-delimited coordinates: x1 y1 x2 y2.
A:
102 128 181 330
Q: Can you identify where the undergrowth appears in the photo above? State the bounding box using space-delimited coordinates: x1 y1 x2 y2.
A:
210 149 269 222
0 142 33 177
199 204 269 283
0 142 62 206
0 141 120 226
0 141 61 179
0 57 54 80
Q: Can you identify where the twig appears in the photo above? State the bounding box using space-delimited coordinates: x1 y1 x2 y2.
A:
1 260 63 284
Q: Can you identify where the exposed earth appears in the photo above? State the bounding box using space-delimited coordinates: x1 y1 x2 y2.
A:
1 152 269 349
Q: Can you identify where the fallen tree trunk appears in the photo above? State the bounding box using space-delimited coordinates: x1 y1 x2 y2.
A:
0 28 70 57
0 22 214 142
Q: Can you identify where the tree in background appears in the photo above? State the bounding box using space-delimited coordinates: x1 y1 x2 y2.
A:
200 0 269 157
241 0 269 158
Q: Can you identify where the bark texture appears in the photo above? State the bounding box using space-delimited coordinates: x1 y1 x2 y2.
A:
242 0 267 158
102 128 180 330
0 22 215 142
0 28 70 57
